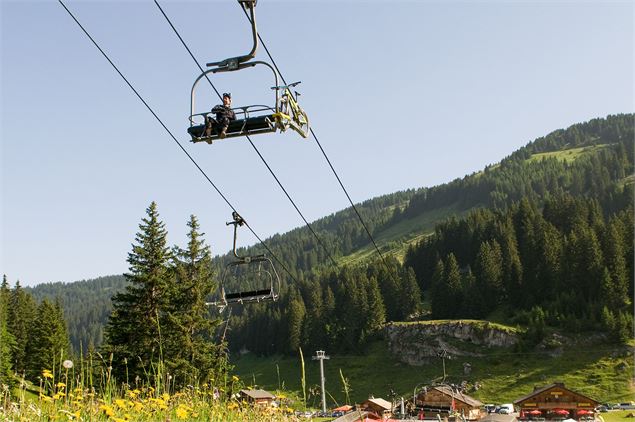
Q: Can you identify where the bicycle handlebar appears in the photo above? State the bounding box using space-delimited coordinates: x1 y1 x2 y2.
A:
271 81 301 90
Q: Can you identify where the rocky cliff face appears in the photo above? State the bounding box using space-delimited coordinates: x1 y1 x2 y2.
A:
384 321 519 366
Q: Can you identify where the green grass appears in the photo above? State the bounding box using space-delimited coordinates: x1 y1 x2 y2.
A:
232 339 634 408
391 319 519 334
599 410 635 422
338 204 468 266
527 144 611 163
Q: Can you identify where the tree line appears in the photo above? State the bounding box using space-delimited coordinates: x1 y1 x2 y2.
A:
1 203 230 389
405 193 634 342
11 114 634 365
0 275 70 388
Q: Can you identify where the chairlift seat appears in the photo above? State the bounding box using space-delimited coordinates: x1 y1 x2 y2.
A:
224 288 275 303
189 114 276 142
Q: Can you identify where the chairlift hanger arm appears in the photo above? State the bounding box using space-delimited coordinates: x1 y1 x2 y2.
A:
190 60 280 125
206 0 258 70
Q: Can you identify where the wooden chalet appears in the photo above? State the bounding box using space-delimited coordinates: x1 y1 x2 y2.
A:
361 397 393 417
414 386 483 420
238 389 275 406
514 383 599 419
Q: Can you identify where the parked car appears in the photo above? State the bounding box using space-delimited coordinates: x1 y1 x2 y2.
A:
595 405 609 413
484 404 497 414
616 403 635 410
332 410 344 417
497 404 515 414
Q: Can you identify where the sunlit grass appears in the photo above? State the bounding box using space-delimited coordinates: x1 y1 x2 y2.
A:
1 355 303 421
233 339 634 406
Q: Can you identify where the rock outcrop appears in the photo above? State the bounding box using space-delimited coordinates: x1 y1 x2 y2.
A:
384 320 519 365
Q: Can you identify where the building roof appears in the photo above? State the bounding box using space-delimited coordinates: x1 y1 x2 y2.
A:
363 398 393 411
428 386 483 408
332 410 369 422
513 383 598 406
239 389 275 400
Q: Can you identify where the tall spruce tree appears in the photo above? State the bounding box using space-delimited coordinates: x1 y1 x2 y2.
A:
286 289 306 353
103 202 171 381
164 215 224 385
8 281 37 376
26 298 70 380
0 275 15 387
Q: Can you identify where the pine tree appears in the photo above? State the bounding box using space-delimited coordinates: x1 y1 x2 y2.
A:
399 267 422 319
26 298 70 380
474 240 504 307
601 222 630 310
287 289 306 353
103 202 172 381
365 276 386 332
164 215 224 386
0 275 16 387
430 259 447 318
7 280 37 376
496 219 523 306
444 254 463 318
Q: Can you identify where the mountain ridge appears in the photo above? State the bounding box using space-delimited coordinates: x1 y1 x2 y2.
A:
23 113 634 355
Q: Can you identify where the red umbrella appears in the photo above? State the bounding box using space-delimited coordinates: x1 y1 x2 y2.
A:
528 410 542 415
554 409 570 415
577 410 592 415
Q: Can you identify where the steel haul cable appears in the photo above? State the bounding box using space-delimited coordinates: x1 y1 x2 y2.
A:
153 0 339 269
240 4 401 280
57 0 299 285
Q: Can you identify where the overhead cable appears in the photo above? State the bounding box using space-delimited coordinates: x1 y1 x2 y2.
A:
57 0 299 285
240 5 398 277
153 0 339 268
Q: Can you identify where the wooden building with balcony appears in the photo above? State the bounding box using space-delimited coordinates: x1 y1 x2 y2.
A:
238 389 276 406
513 382 599 419
414 385 483 420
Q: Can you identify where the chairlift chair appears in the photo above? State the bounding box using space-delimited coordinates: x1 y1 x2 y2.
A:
207 212 280 309
187 0 309 143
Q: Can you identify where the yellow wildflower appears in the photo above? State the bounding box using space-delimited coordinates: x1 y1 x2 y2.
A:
99 404 115 417
42 369 54 379
176 406 190 420
40 394 53 403
231 375 239 382
161 392 170 401
115 399 128 409
133 401 145 412
56 382 66 388
227 401 239 410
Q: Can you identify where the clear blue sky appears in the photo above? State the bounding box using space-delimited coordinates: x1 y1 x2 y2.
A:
1 1 633 287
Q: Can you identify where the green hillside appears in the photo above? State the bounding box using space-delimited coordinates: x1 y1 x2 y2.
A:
20 114 634 401
233 337 634 406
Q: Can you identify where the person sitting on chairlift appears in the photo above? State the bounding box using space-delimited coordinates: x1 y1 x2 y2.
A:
205 92 236 139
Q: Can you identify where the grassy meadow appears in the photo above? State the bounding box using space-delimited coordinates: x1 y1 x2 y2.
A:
233 339 634 407
1 360 305 421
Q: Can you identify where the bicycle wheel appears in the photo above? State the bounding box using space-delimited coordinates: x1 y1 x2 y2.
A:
296 106 309 138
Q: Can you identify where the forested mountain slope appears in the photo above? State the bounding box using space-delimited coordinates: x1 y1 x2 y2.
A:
25 113 634 355
27 275 126 353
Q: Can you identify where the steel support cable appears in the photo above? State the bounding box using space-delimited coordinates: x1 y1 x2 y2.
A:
57 0 298 285
240 6 396 275
153 0 339 269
